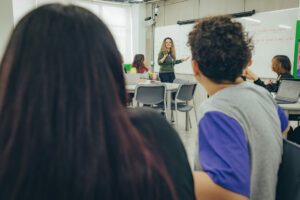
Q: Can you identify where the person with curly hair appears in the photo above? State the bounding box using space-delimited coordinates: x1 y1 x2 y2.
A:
245 55 294 92
188 16 289 200
158 37 189 82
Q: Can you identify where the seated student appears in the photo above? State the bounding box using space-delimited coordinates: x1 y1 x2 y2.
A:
245 55 294 92
130 54 149 74
188 16 289 200
0 4 195 200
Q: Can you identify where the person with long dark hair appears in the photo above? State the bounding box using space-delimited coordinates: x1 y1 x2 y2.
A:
0 4 194 200
245 55 294 92
131 54 149 73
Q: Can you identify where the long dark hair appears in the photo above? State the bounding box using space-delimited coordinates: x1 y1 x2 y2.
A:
272 55 291 75
0 4 176 200
132 54 146 73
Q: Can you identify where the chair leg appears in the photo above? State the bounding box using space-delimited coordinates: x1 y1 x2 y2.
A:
185 112 189 131
175 110 178 129
189 112 192 128
193 106 198 123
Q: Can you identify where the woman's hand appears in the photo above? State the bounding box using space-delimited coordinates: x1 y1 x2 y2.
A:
160 53 168 63
265 80 273 85
182 56 190 62
244 69 259 81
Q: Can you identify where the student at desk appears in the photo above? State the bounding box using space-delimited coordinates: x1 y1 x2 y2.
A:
131 54 149 74
245 55 294 92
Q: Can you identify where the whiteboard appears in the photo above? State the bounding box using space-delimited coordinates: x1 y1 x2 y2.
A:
154 8 298 78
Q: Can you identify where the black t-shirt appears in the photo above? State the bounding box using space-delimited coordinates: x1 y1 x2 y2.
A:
126 108 195 200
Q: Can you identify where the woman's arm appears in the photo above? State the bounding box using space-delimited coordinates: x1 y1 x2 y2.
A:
175 56 190 64
158 52 168 64
245 69 275 92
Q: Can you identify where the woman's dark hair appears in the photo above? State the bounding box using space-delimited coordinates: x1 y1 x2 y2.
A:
132 54 145 73
0 4 176 200
188 16 253 83
272 55 291 75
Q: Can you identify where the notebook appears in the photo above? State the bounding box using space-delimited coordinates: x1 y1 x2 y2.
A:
275 80 300 104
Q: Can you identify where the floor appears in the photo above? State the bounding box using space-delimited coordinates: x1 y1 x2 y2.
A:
171 109 199 169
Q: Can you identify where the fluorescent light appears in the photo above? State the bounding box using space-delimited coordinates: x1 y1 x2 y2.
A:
241 17 261 23
278 25 292 29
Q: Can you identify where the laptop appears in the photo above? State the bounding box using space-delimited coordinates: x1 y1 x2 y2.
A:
125 74 140 85
275 80 300 104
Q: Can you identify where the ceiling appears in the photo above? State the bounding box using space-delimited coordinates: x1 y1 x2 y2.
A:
100 0 155 3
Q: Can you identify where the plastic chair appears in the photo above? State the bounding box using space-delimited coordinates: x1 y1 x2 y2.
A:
173 78 189 84
172 83 197 131
276 139 300 200
134 84 167 118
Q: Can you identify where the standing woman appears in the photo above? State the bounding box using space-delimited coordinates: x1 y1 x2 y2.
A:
158 37 189 82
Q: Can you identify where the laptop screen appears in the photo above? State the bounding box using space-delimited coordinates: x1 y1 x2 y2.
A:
276 80 300 100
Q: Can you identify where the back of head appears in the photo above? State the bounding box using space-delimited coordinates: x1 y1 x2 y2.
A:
132 54 145 70
0 4 175 200
272 55 291 75
188 16 253 83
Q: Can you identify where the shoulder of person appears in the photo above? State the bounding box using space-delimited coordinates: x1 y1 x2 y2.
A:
126 107 167 127
126 108 179 140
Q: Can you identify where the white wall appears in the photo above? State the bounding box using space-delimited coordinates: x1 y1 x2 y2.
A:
145 0 299 66
132 4 146 57
0 0 14 60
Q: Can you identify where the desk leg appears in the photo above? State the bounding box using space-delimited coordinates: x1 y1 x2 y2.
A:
166 91 172 122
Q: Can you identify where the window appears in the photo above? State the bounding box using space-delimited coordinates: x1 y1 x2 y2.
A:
73 1 133 64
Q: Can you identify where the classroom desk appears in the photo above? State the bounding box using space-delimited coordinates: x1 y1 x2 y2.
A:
279 99 300 120
126 82 179 122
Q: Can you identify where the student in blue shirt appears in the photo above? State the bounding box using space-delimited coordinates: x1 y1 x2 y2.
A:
188 16 289 200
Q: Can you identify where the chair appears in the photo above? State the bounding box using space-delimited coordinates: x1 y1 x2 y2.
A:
134 84 167 118
172 83 197 131
173 78 189 84
276 139 300 200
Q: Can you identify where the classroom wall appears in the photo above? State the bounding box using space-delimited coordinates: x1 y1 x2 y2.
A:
0 0 14 60
145 0 299 106
132 4 146 56
145 0 299 66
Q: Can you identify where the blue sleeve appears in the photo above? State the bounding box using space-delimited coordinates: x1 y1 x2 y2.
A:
198 111 250 198
277 105 289 132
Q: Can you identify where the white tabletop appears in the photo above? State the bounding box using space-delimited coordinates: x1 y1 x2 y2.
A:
126 82 179 93
278 99 300 117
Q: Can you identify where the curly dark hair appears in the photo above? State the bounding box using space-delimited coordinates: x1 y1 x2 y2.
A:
188 16 253 83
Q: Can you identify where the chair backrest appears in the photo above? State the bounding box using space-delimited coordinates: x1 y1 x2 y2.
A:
125 74 140 85
135 84 166 105
276 139 300 200
175 83 197 101
173 78 189 84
